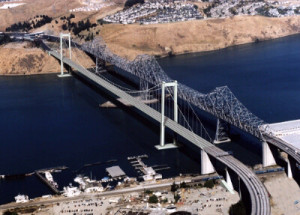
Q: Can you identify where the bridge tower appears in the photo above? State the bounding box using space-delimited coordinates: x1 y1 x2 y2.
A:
155 81 178 150
58 33 72 77
214 119 231 144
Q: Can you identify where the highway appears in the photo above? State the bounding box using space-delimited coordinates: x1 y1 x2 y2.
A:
46 49 270 215
262 133 300 166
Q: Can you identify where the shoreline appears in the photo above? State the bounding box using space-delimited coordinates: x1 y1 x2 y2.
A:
154 31 300 60
100 15 300 60
0 71 59 77
1 30 299 77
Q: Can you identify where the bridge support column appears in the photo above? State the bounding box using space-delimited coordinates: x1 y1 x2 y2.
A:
155 81 178 150
262 141 276 167
220 168 235 194
214 119 231 144
95 58 106 74
287 158 293 178
225 169 234 191
200 150 215 175
58 32 72 78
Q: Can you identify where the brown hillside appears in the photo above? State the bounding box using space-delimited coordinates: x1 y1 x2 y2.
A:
0 0 81 31
99 15 300 60
0 42 94 75
0 42 61 75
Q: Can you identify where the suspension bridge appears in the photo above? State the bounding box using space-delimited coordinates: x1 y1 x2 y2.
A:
34 33 271 215
39 33 300 182
6 31 298 214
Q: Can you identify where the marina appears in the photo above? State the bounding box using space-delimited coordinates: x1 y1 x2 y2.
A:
128 155 163 181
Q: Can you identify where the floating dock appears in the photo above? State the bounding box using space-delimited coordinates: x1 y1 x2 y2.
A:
74 159 117 173
36 166 68 173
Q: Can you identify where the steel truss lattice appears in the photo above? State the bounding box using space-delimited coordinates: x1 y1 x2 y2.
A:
78 38 265 138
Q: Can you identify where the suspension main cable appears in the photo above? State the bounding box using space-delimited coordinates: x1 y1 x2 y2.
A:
166 87 212 142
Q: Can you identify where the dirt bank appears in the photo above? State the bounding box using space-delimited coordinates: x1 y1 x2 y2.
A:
0 42 62 75
99 15 300 60
0 42 94 75
261 173 300 215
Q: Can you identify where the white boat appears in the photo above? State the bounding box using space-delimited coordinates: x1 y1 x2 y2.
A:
62 186 81 197
45 171 53 182
15 194 29 203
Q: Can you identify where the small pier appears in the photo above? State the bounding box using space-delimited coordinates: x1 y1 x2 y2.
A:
35 171 60 194
127 154 148 161
74 159 117 173
36 166 68 173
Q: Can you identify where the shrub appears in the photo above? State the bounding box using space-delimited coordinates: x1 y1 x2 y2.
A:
180 182 188 188
3 210 18 215
204 179 214 189
174 194 180 203
144 190 152 194
148 195 158 203
171 182 178 192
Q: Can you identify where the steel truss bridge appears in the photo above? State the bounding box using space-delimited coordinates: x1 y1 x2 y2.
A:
40 39 270 215
75 37 300 178
41 35 264 137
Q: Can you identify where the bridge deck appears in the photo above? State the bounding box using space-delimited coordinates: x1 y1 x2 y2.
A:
47 49 270 215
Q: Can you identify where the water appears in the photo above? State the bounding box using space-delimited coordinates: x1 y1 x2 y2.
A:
158 34 300 123
1 34 300 204
0 75 200 204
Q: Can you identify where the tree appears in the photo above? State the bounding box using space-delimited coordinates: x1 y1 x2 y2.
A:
180 182 187 188
148 195 158 203
174 194 180 203
171 182 178 192
144 190 152 194
229 200 247 215
62 24 68 31
204 179 214 189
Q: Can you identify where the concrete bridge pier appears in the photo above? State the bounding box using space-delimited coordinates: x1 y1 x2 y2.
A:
225 168 234 191
287 155 300 185
215 166 252 214
214 119 231 144
287 158 293 178
262 141 277 167
200 150 215 175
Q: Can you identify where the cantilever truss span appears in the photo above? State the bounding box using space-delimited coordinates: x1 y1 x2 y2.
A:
80 39 265 137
